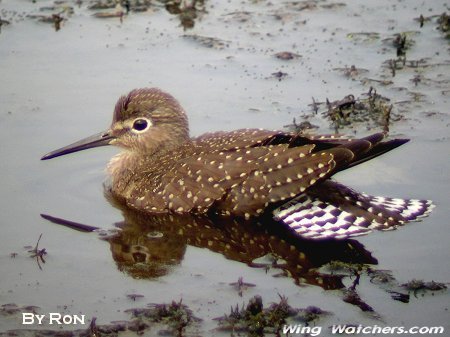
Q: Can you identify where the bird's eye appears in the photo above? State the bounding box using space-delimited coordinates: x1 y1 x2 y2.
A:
132 118 151 133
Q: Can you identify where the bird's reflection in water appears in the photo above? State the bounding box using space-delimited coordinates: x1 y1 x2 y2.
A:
43 198 377 291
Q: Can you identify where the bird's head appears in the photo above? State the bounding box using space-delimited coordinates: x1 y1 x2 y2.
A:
41 88 190 160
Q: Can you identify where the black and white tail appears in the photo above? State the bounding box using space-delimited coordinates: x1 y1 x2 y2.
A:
273 180 434 240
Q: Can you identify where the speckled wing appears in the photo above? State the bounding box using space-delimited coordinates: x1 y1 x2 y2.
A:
131 130 418 220
145 143 348 216
217 146 341 217
157 147 268 213
193 128 284 150
129 130 284 214
273 181 434 240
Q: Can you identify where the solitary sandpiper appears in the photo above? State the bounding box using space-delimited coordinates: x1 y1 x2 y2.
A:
41 88 433 240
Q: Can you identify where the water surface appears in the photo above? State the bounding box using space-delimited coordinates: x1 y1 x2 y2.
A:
0 0 449 335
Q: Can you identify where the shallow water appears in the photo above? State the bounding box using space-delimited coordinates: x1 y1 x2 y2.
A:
0 0 449 336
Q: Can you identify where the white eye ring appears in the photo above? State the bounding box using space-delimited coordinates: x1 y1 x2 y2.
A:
131 117 152 134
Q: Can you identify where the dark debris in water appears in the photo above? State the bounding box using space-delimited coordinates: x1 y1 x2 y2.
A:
3 0 206 30
126 293 145 301
125 299 201 335
387 290 410 303
0 303 40 316
382 32 417 58
333 65 369 80
437 12 450 39
229 276 256 297
0 17 11 34
323 261 377 313
214 295 328 335
401 279 447 292
288 86 401 133
342 288 374 312
274 51 301 60
88 0 152 12
88 1 117 10
295 305 331 324
23 2 75 31
383 57 433 77
284 118 319 134
27 13 67 31
182 34 230 49
321 262 449 307
164 0 206 30
323 260 364 275
414 11 450 38
88 0 206 29
270 70 289 81
367 268 396 284
393 34 411 57
27 233 47 270
268 0 344 13
303 87 396 132
346 32 380 43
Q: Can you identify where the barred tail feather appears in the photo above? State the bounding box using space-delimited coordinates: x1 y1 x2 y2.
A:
362 195 435 223
273 196 373 239
273 181 434 240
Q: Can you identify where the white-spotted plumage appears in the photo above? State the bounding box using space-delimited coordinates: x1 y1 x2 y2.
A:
42 88 435 242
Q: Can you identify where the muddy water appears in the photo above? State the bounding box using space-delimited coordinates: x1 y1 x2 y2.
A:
0 0 449 336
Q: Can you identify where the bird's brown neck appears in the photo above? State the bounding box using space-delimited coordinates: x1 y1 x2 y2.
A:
107 138 194 199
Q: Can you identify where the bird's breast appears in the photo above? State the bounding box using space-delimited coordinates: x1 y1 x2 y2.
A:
106 151 139 196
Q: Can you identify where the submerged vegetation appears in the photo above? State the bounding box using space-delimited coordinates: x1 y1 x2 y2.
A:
214 295 329 336
285 87 395 132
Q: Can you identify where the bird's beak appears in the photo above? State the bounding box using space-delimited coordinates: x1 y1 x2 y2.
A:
41 130 115 160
